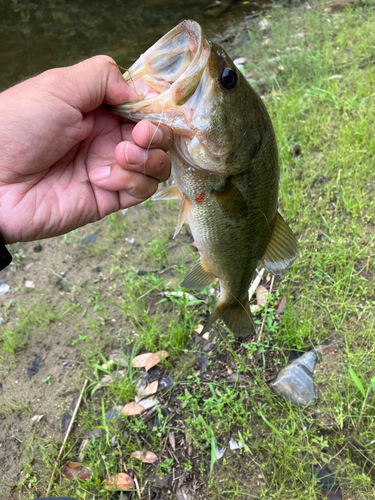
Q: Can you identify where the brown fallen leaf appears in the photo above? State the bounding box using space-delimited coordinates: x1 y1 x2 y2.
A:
121 401 145 416
131 450 159 463
136 380 159 399
168 431 176 451
132 353 152 368
274 295 287 313
256 285 269 307
62 461 92 481
145 351 169 372
132 350 169 370
105 472 134 490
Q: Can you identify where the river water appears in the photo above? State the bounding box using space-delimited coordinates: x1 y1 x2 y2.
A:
0 0 261 90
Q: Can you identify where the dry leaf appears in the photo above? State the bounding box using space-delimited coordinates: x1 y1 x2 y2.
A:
132 353 153 368
105 472 134 490
145 351 169 372
62 462 92 481
30 414 44 426
136 380 158 399
121 402 145 416
132 351 169 369
168 431 176 451
256 285 269 307
275 295 287 313
131 450 158 463
194 323 204 334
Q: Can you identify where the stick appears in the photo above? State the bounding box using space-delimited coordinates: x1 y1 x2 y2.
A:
46 378 88 495
134 476 142 499
256 275 275 342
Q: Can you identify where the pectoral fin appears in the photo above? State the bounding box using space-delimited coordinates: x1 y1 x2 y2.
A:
261 212 298 275
173 195 192 238
201 297 255 337
212 177 248 219
152 185 182 201
180 257 216 290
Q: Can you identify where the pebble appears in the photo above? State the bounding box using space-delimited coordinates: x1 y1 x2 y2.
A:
271 351 316 406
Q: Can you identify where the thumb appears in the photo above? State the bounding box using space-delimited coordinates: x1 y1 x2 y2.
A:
51 55 139 113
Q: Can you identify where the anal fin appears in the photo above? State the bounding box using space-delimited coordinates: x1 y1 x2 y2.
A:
261 211 298 275
201 297 255 337
180 257 216 291
173 194 191 238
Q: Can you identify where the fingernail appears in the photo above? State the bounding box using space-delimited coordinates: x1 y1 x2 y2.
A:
90 166 111 181
149 124 163 145
125 143 148 165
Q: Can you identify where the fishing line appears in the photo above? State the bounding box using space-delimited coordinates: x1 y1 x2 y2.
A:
144 92 168 198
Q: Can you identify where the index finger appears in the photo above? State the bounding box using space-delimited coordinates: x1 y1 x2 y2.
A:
131 120 173 152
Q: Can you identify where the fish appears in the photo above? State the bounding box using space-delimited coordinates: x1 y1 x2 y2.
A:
109 20 298 336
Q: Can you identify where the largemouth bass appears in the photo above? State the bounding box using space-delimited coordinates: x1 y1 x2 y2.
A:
110 20 298 336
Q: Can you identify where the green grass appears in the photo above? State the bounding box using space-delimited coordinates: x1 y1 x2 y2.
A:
1 1 375 498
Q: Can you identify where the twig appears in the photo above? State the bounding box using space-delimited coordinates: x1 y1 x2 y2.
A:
134 476 142 499
46 379 88 495
256 275 275 342
248 268 265 301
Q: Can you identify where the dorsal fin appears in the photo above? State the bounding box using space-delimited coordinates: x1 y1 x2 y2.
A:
180 257 216 290
261 211 298 275
173 195 192 238
201 297 255 337
152 185 182 201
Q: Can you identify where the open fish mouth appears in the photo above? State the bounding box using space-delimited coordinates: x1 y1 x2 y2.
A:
110 20 212 135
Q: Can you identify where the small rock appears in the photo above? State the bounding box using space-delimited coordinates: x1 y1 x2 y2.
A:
105 406 123 422
61 410 73 434
135 373 150 394
271 351 316 406
0 283 10 297
27 355 43 379
109 350 128 367
197 354 208 372
259 17 269 30
315 342 338 358
159 374 174 389
87 428 101 439
24 280 35 289
313 464 342 499
0 317 5 325
83 233 97 244
229 437 244 450
215 446 225 460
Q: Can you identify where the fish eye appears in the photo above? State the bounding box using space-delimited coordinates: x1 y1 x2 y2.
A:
221 67 238 90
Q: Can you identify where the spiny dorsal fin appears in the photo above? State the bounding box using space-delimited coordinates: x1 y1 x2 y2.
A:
201 297 255 337
152 185 182 201
261 211 298 275
180 257 216 291
173 195 192 238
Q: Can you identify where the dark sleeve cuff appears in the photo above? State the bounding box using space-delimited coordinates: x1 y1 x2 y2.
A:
0 233 12 271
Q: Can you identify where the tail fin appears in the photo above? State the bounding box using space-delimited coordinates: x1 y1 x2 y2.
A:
201 297 255 337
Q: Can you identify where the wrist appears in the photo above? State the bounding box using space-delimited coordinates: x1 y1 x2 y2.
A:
0 232 12 271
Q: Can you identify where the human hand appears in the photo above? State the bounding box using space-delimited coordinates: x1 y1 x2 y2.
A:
0 55 172 244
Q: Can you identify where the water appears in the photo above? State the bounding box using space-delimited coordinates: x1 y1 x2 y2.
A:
0 0 261 90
